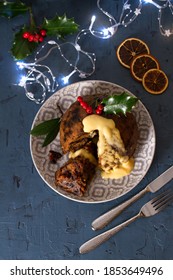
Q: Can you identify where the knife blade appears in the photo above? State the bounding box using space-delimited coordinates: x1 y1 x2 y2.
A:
92 165 173 231
147 165 173 192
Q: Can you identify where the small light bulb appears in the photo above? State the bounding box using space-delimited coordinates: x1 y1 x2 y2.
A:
91 15 96 24
16 61 24 70
62 76 69 85
89 15 96 30
61 70 76 85
143 0 161 8
102 28 109 37
18 75 27 87
144 0 152 3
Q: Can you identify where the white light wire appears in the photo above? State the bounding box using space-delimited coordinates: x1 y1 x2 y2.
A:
17 0 173 104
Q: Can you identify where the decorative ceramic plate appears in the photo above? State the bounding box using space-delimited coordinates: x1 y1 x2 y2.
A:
30 80 156 203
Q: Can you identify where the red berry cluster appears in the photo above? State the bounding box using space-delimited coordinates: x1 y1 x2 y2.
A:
77 96 104 115
95 104 104 115
22 29 47 43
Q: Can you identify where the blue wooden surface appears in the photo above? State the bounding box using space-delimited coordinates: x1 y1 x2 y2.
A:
0 0 173 260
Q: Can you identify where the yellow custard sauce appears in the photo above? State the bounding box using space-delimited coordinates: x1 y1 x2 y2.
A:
101 158 134 179
82 114 134 179
69 148 97 165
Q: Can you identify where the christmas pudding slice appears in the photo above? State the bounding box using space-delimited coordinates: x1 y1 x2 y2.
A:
55 93 139 196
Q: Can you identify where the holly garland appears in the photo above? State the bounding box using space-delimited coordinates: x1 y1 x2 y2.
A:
0 1 79 60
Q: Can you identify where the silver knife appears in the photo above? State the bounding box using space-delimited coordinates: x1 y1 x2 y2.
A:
92 165 173 231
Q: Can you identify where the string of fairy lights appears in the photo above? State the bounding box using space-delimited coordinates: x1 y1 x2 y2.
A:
16 0 173 104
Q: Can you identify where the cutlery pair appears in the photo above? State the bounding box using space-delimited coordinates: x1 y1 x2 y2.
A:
79 165 173 254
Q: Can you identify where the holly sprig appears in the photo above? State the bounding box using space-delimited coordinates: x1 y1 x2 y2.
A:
102 92 138 115
0 1 79 60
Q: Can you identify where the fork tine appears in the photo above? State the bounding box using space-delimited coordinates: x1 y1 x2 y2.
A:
156 197 173 213
151 188 173 204
151 189 173 211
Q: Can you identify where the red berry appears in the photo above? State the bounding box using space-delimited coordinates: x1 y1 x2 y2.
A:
28 34 34 42
97 104 104 111
77 96 83 103
81 101 88 109
86 106 93 114
33 37 38 42
38 36 44 42
22 32 30 39
96 108 102 115
33 33 40 42
40 29 47 36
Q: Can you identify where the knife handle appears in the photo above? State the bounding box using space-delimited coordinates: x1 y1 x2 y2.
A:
92 187 148 231
80 213 140 254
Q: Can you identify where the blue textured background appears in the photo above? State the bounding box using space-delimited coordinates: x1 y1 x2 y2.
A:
0 0 173 260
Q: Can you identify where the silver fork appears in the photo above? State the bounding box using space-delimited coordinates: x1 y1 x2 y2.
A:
79 188 173 254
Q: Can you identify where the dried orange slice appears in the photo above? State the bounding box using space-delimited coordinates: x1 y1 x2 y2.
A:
142 69 168 94
131 54 160 82
117 38 150 68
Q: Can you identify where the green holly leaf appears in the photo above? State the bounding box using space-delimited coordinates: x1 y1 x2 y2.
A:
30 118 61 147
102 92 138 115
0 1 29 18
11 26 38 60
41 14 79 38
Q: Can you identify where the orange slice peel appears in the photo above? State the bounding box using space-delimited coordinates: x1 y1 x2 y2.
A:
130 54 160 82
142 69 168 94
117 38 150 68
